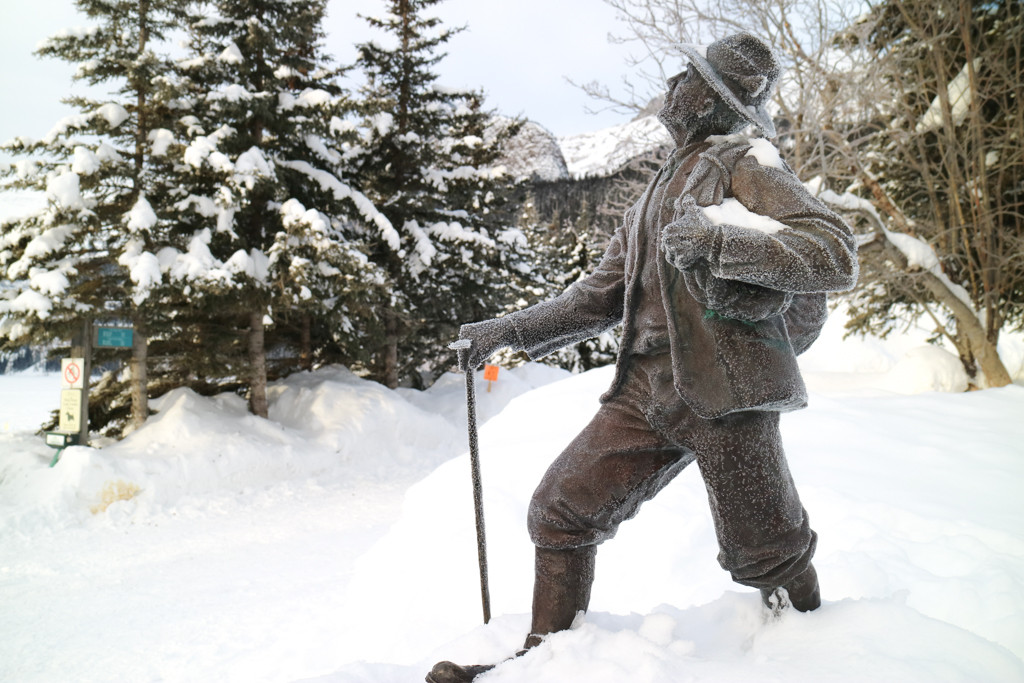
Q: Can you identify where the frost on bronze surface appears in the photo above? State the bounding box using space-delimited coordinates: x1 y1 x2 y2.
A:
434 31 856 682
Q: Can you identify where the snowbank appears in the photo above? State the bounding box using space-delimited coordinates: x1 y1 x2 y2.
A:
328 367 1024 682
0 363 567 534
792 301 1024 393
2 312 1023 682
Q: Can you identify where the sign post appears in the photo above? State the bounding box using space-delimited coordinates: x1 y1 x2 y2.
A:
59 356 86 434
69 320 92 447
46 355 87 466
47 321 138 460
45 320 97 463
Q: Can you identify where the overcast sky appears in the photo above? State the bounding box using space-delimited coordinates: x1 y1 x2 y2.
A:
0 0 667 151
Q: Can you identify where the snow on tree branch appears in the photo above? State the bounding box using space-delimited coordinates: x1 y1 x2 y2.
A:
42 104 130 144
118 239 162 304
816 186 984 328
127 196 158 233
277 159 399 251
0 289 54 320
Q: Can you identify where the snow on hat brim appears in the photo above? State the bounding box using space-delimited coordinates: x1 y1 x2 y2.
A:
677 43 777 139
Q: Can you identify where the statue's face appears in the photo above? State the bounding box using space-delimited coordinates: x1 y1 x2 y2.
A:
657 65 718 145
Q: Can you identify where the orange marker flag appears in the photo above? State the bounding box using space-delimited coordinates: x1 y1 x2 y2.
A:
483 364 499 392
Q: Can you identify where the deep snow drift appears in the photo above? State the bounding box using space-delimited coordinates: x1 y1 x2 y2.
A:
2 310 1023 683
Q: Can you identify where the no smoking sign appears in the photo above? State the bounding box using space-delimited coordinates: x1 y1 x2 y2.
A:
61 358 85 389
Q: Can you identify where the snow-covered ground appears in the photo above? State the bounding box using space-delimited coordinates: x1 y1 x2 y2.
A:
2 309 1023 683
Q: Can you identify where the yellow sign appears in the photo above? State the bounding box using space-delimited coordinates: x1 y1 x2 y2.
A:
59 389 82 432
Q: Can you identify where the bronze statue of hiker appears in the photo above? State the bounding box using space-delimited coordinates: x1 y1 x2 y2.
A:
428 31 858 683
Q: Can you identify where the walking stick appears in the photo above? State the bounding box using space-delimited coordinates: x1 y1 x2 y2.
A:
449 339 492 624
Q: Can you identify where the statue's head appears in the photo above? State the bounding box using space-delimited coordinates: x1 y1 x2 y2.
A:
658 32 781 144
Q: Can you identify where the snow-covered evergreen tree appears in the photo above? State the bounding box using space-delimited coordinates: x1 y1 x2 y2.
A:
0 0 190 433
163 0 392 414
519 199 619 373
350 0 531 388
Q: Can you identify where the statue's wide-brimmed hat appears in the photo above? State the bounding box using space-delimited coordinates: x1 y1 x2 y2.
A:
677 33 781 138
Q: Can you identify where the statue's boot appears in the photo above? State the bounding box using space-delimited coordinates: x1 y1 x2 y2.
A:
760 563 820 613
424 662 496 683
425 546 597 683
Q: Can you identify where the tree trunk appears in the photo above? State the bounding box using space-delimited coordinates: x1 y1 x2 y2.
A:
133 0 149 192
383 311 399 389
871 233 1012 388
248 309 269 417
127 0 150 432
299 314 312 372
852 173 1013 388
913 269 1010 388
129 315 148 431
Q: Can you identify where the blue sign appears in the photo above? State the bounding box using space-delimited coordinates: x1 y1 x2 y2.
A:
96 327 133 348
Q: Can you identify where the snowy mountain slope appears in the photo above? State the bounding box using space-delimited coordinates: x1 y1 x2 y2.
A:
493 119 569 182
558 115 671 178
